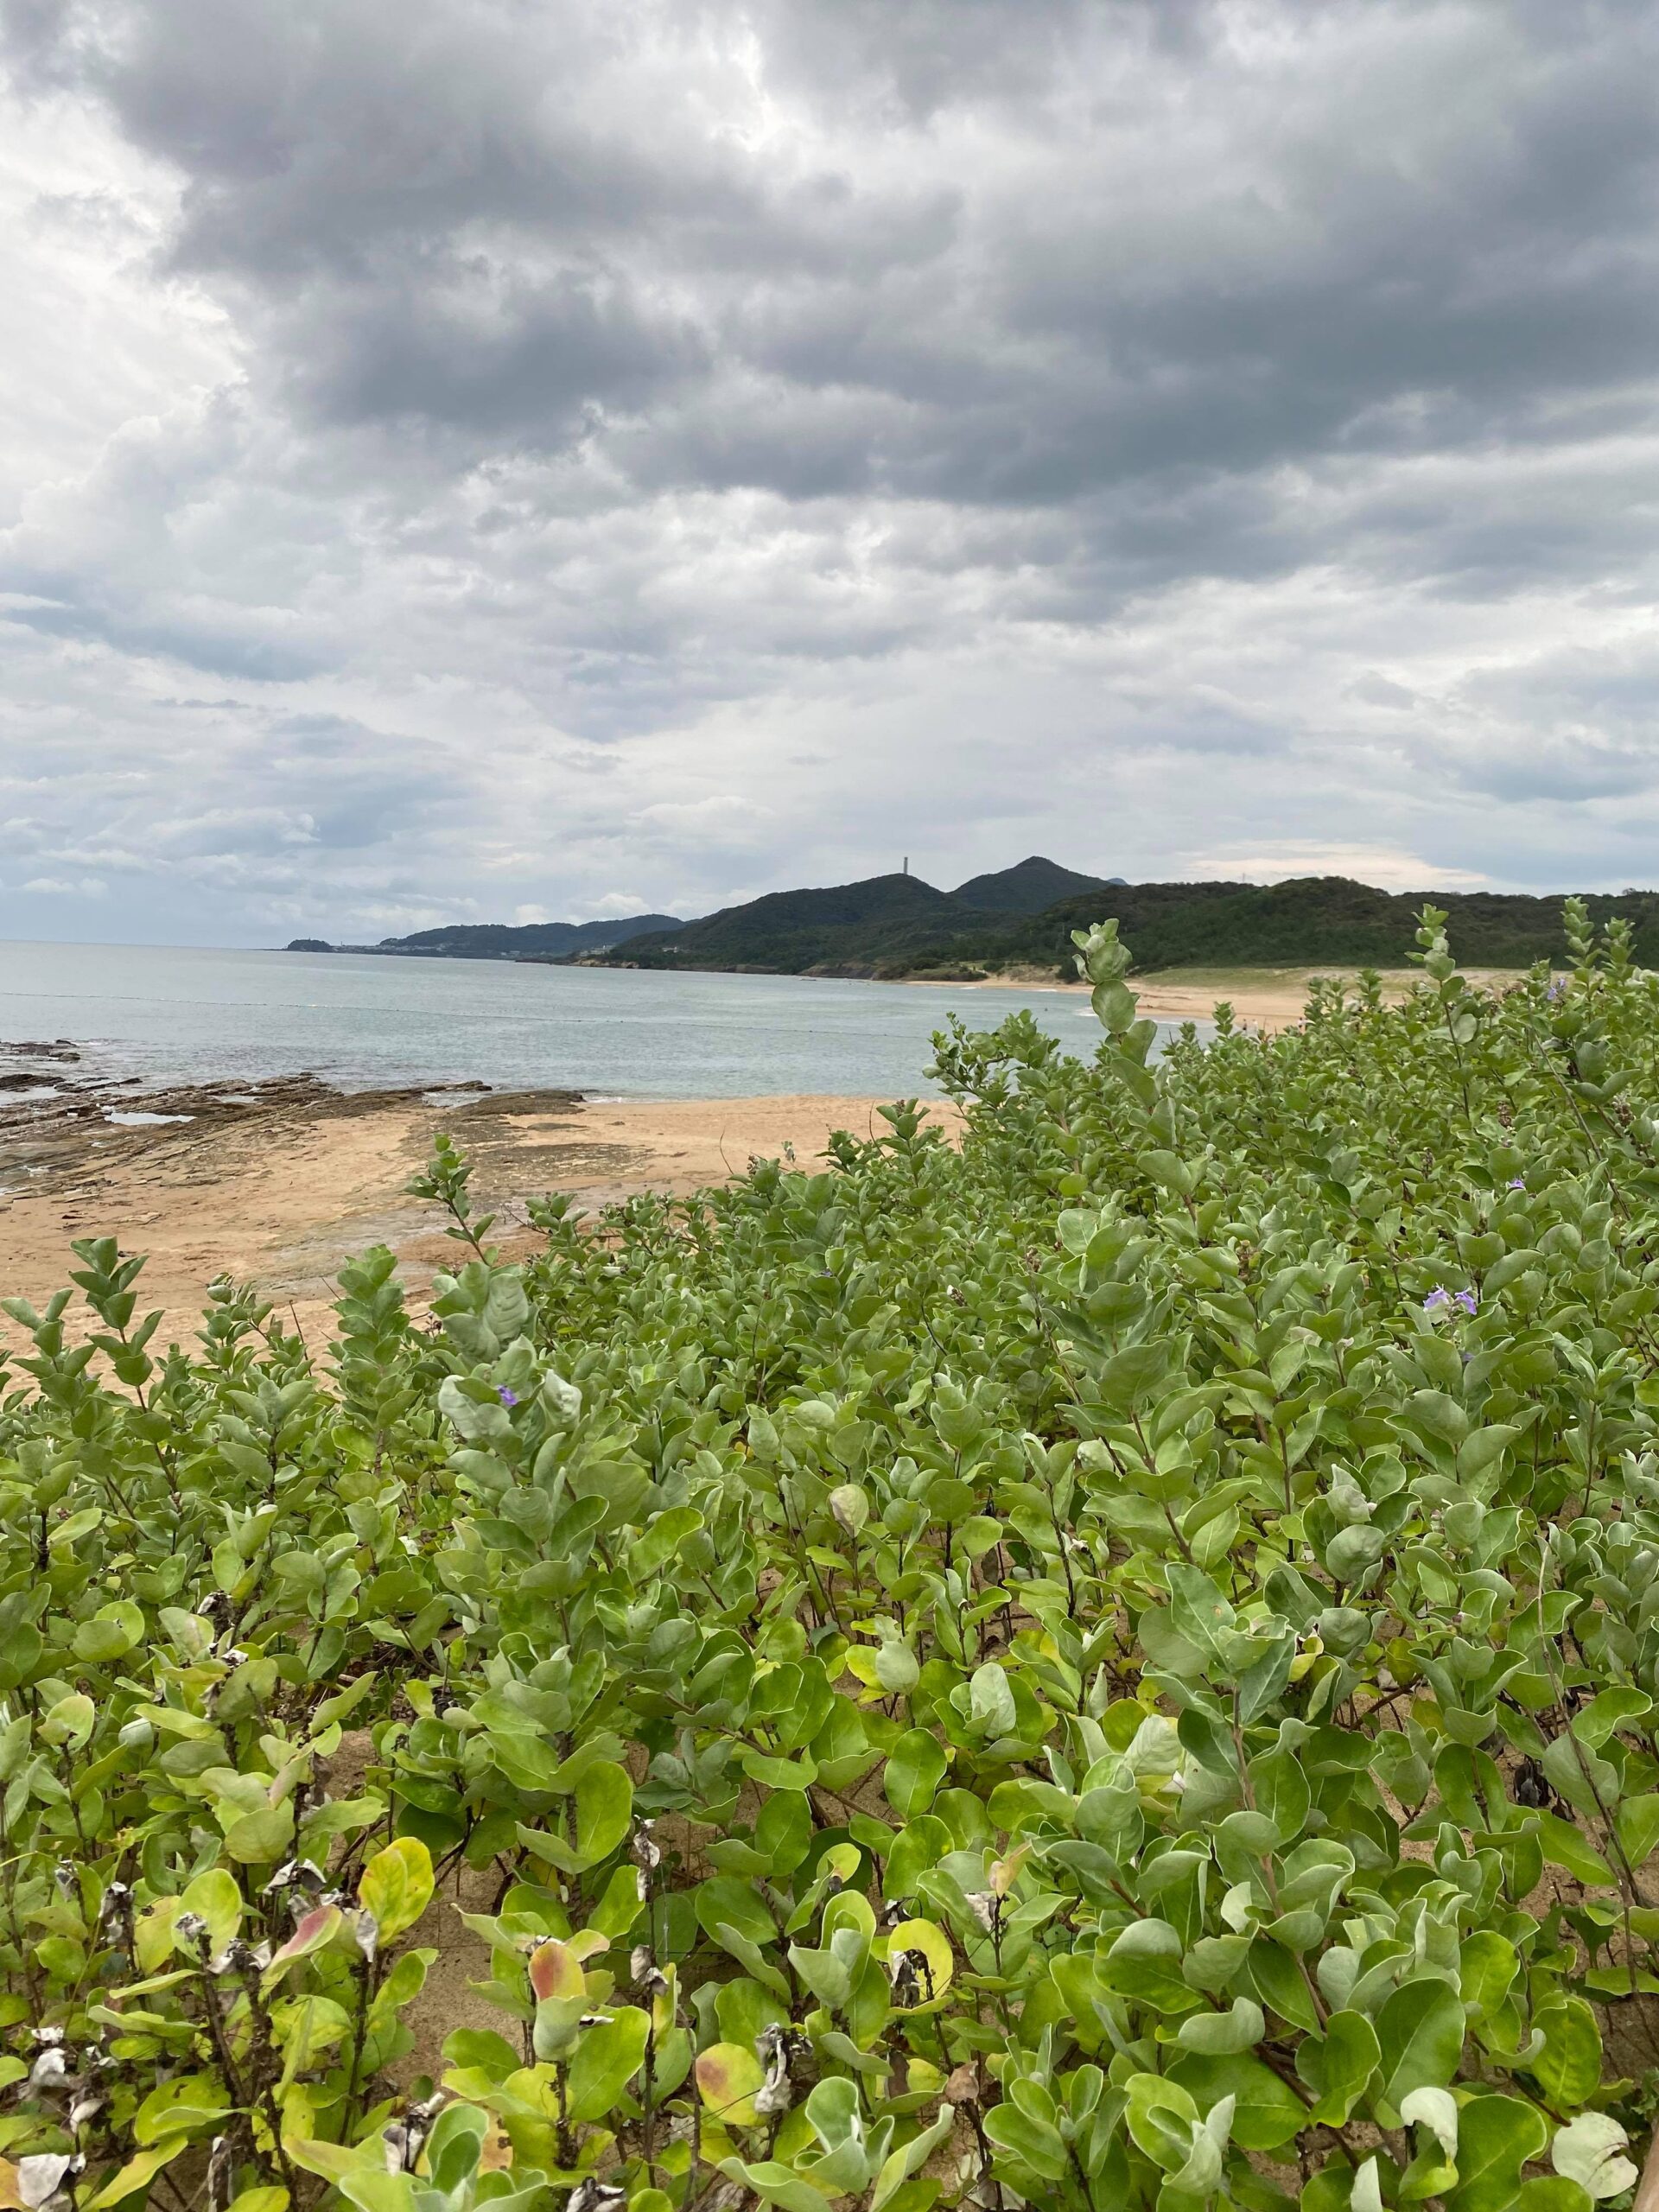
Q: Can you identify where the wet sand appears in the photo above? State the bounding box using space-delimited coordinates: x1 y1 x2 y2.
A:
0 1058 947 1350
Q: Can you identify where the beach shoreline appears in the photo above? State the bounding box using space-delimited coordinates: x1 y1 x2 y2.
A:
918 963 1527 1033
0 964 1525 1350
0 1071 943 1350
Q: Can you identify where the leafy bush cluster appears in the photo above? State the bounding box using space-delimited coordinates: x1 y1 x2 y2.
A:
4 902 1659 2212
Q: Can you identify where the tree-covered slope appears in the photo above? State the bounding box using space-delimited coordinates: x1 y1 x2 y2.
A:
612 873 1659 978
6 899 1659 2206
982 876 1659 973
950 855 1124 912
608 870 1252 975
612 870 969 971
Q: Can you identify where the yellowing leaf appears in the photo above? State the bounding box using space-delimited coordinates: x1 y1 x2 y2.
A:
134 1896 181 1974
529 1938 586 2002
358 1835 434 1943
695 2041 766 2127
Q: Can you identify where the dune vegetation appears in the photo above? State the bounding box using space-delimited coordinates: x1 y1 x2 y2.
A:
4 902 1659 2211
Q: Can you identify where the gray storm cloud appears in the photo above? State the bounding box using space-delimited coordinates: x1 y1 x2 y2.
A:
2 0 1658 942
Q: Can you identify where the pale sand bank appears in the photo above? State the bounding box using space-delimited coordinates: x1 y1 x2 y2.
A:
959 964 1526 1034
0 1086 952 1351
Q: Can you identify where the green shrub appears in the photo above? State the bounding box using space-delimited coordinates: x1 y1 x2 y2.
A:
2 899 1659 2209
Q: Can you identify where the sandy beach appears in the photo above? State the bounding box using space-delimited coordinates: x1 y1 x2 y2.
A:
974 963 1525 1033
0 1072 947 1351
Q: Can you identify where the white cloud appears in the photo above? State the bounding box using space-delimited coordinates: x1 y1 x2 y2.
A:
1183 844 1493 893
2 0 1659 942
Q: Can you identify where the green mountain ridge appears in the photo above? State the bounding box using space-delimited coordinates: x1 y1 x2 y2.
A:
598 869 1659 978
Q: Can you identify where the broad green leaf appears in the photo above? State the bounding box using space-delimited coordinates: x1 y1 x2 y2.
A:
1296 2009 1380 2126
1516 2184 1593 2212
1167 2051 1307 2151
85 2144 186 2211
1615 1791 1659 1869
715 2160 835 2212
564 2006 650 2123
885 1729 948 1818
1531 1811 1615 1887
1444 2094 1548 2212
1529 1999 1602 2113
983 2101 1071 2182
1376 1978 1465 2113
573 1759 633 1867
131 2072 231 2147
224 1803 295 1866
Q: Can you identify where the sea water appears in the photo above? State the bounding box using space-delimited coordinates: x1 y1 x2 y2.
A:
0 940 1193 1100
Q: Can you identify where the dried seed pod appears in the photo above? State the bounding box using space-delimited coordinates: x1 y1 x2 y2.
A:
752 2022 793 2117
887 1949 925 2006
16 2152 83 2210
1513 1758 1551 1809
98 1882 134 1933
631 1820 662 1870
205 2135 234 2212
263 1859 327 1898
27 2045 69 2094
566 2183 626 2212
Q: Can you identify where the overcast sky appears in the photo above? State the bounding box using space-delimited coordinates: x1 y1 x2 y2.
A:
3 0 1657 944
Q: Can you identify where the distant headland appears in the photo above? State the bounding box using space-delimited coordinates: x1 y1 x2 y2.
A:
286 913 683 959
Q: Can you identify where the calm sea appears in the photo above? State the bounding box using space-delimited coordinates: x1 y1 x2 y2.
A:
0 941 1178 1100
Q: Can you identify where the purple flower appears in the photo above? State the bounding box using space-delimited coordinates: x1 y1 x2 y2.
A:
1423 1287 1452 1313
498 1387 519 1408
1454 1288 1478 1315
1509 1177 1525 1190
1424 1286 1478 1318
1547 977 1567 1001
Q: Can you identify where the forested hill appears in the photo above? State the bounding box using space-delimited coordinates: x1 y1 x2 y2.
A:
286 913 682 958
599 871 1659 979
950 854 1127 912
